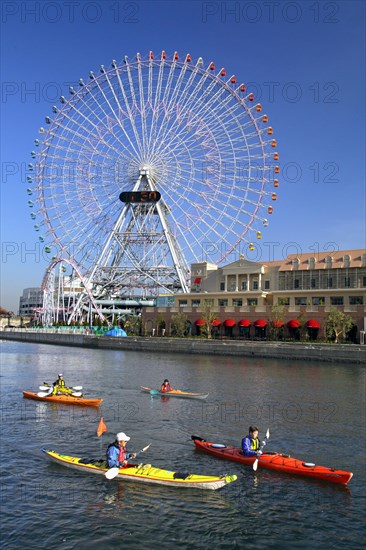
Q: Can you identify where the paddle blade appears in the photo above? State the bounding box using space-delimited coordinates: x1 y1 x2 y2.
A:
141 443 151 453
265 428 270 439
72 386 83 391
71 392 82 397
253 458 259 471
39 385 50 391
37 391 52 397
105 467 120 480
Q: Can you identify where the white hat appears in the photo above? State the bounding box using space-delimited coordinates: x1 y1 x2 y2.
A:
116 432 130 442
58 373 63 376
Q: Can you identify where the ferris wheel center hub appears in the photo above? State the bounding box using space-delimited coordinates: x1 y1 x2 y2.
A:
139 166 151 175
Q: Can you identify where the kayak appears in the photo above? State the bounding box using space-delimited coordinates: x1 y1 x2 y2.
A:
23 391 103 408
42 449 237 490
191 436 353 485
141 386 209 400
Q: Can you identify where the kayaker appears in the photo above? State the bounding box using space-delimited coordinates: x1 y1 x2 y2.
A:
161 379 173 392
241 426 263 456
52 373 66 395
106 432 137 468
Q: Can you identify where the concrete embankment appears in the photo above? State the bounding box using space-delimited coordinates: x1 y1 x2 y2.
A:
1 330 365 364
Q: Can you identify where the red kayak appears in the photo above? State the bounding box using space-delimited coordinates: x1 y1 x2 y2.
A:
191 436 353 485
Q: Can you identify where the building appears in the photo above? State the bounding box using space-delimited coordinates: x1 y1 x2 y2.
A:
143 249 366 341
19 287 43 316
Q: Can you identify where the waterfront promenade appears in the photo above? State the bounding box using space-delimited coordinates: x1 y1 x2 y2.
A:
1 329 365 364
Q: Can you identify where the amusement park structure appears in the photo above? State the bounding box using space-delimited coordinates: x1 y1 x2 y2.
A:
27 51 280 325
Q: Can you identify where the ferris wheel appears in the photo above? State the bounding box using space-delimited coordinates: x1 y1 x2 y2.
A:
27 51 280 323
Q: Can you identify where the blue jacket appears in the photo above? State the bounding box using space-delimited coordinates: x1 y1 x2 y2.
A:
106 442 132 468
241 435 260 456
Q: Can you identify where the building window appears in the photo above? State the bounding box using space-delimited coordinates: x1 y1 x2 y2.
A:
349 296 363 305
363 276 366 287
179 300 188 307
232 299 243 307
220 282 225 291
252 280 259 290
241 281 247 291
218 299 228 307
309 257 315 270
312 297 325 306
292 258 299 270
204 299 214 306
330 296 344 305
327 277 333 288
343 255 350 268
294 279 300 289
192 299 201 307
295 297 307 306
247 298 257 306
344 277 351 288
311 278 316 288
278 297 290 306
264 280 270 290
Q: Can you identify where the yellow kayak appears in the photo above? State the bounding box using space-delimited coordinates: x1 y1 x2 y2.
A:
42 450 237 490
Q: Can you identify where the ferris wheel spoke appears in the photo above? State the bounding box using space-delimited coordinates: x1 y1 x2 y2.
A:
75 80 142 161
50 103 136 168
101 67 144 160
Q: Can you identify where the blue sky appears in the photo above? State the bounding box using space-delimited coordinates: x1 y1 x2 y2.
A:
1 0 365 312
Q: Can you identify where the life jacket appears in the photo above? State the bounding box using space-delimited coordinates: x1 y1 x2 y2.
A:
251 438 260 451
161 384 172 392
106 441 126 464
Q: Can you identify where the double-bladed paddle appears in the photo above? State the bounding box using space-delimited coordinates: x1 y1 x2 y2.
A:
105 443 152 480
253 428 270 471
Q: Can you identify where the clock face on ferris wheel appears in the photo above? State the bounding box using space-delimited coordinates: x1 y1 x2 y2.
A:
28 51 280 279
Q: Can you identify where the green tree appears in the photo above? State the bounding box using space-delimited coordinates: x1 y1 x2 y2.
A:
325 307 354 343
156 313 166 335
200 300 218 339
269 303 285 340
170 311 188 337
124 315 140 336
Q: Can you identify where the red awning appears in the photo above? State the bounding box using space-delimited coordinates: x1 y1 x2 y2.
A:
211 319 221 327
195 319 205 326
287 319 301 329
238 319 251 327
223 319 236 327
254 319 267 327
306 319 321 329
194 277 201 284
272 320 284 328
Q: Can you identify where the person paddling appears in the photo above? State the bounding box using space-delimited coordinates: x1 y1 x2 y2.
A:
241 426 263 457
161 379 173 393
106 432 137 468
52 373 68 395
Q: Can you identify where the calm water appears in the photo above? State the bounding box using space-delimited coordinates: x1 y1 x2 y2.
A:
1 340 365 549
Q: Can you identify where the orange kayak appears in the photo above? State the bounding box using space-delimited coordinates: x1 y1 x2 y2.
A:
192 436 353 485
23 391 102 407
